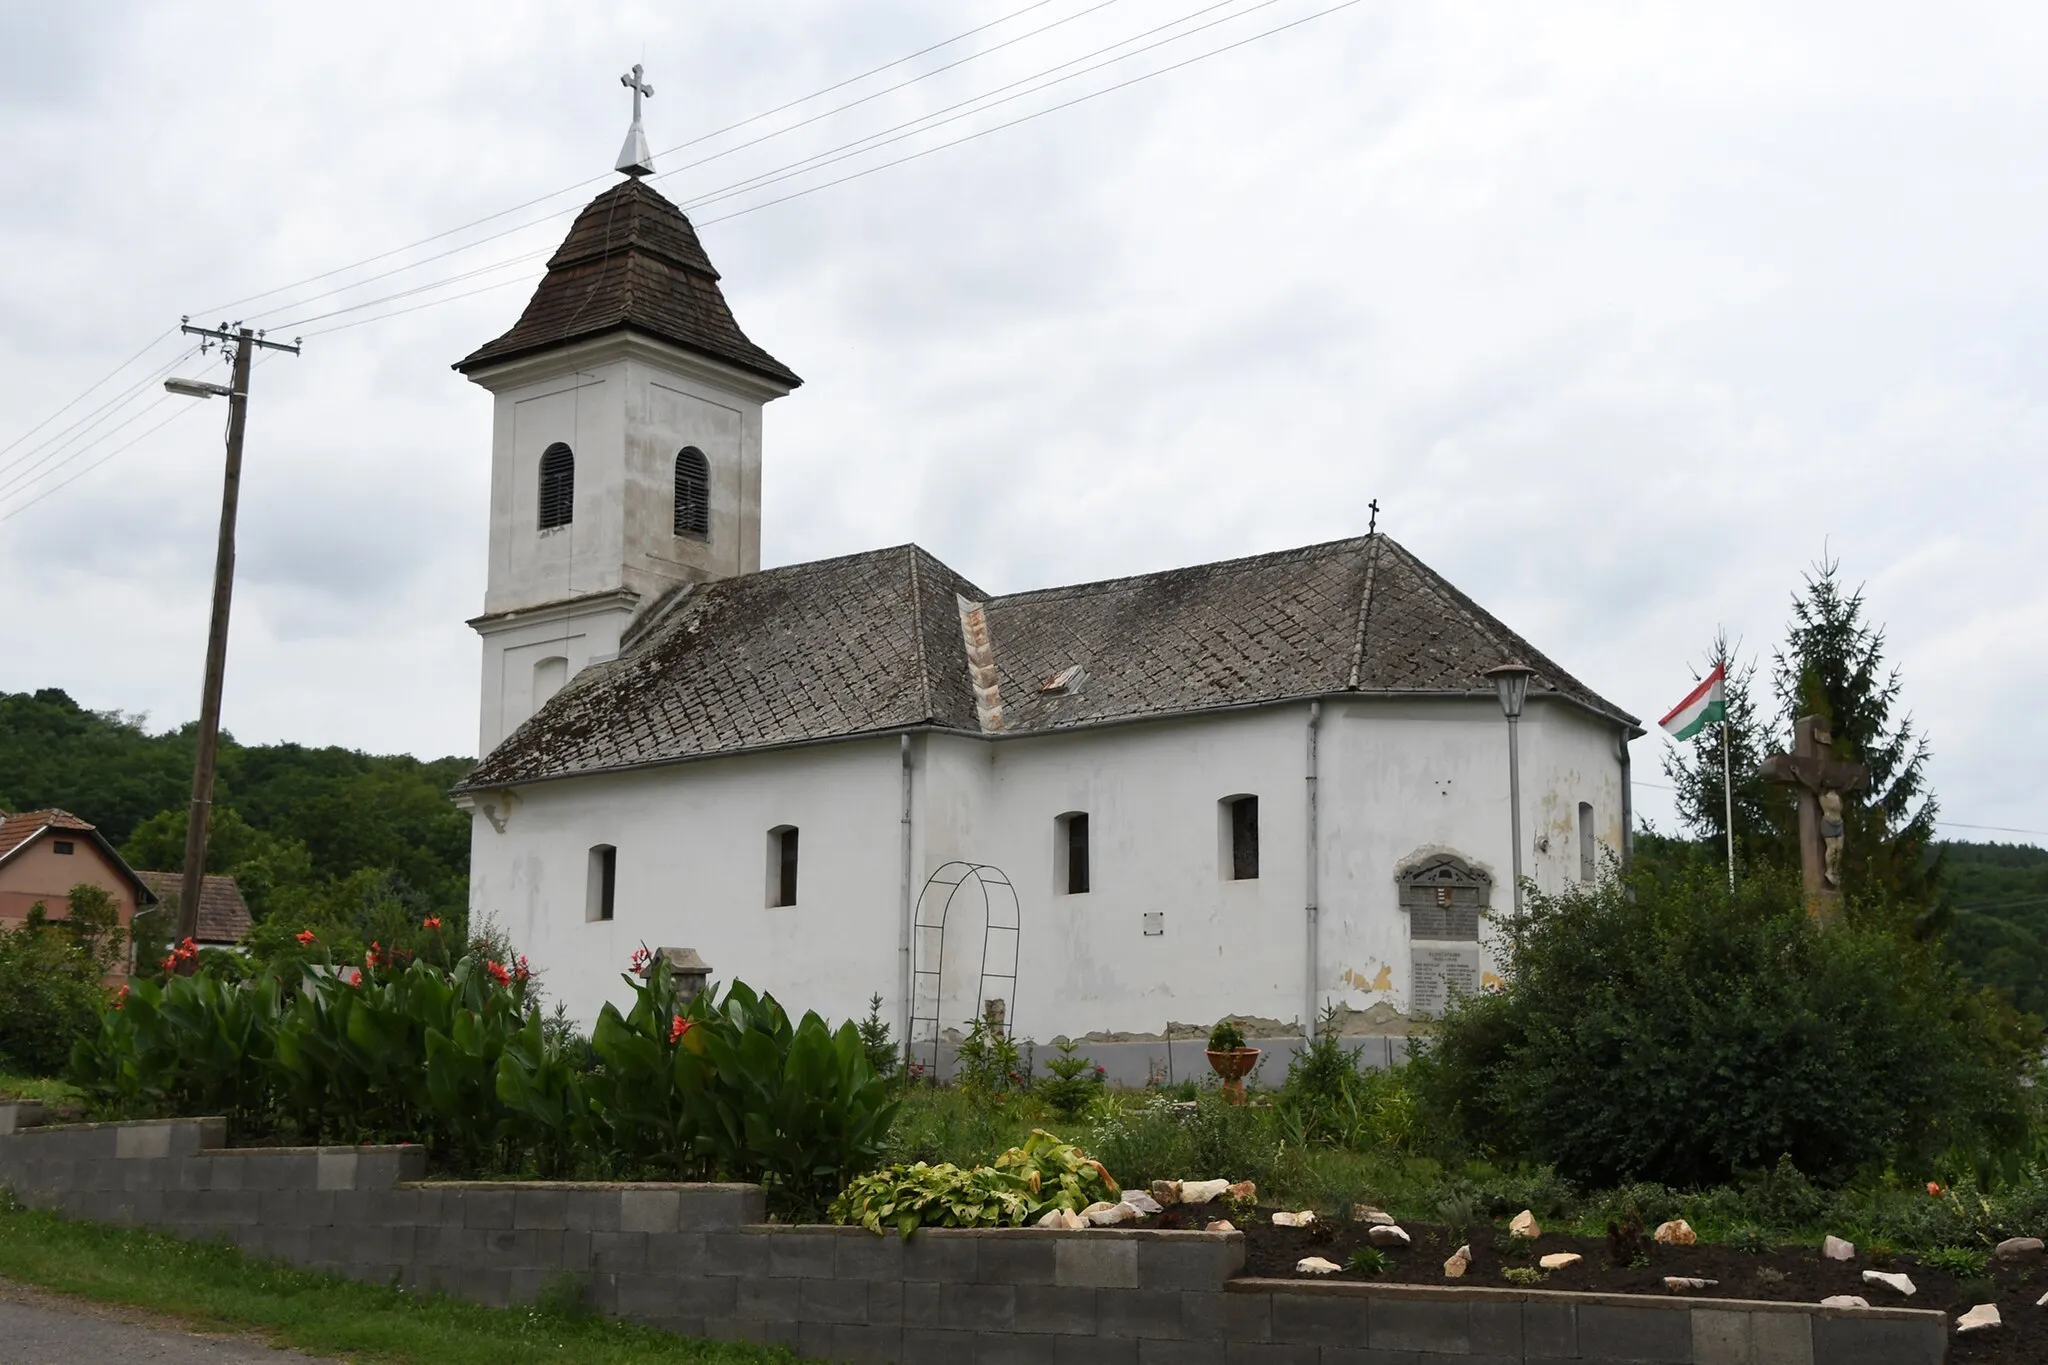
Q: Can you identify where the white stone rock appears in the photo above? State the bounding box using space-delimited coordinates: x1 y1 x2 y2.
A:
2035 1289 2048 1308
1350 1204 1397 1226
1820 1296 1870 1310
1509 1210 1541 1239
1296 1256 1342 1275
1995 1236 2043 1260
1226 1181 1257 1203
1120 1190 1163 1216
1862 1270 1916 1297
1181 1179 1231 1205
1150 1180 1182 1207
1083 1201 1138 1226
1822 1235 1855 1261
1037 1208 1088 1230
1956 1303 2001 1334
1367 1224 1412 1248
1205 1219 1237 1234
1444 1245 1471 1279
1664 1277 1719 1292
1270 1210 1318 1228
1654 1219 1697 1246
1539 1253 1582 1270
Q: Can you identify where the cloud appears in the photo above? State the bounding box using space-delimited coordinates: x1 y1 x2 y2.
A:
0 0 2043 843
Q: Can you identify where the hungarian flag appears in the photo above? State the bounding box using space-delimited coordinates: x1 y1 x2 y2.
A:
1660 664 1727 740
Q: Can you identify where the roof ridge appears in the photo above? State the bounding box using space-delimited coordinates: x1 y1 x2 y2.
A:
991 534 1374 607
905 545 937 724
1347 535 1381 690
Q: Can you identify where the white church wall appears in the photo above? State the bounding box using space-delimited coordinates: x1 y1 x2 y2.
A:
469 738 905 1031
484 363 630 616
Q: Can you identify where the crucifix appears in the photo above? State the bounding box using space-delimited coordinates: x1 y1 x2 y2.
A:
1759 715 1868 923
616 63 656 177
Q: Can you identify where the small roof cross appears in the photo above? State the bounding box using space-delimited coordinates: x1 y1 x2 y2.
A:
616 62 655 177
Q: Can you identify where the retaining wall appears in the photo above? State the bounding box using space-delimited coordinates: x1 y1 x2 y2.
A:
0 1106 1946 1365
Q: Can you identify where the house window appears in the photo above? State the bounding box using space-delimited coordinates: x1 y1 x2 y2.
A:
1578 802 1596 882
52 840 75 855
767 825 799 907
587 844 616 922
1220 795 1259 880
1055 812 1090 895
674 447 710 538
538 443 575 530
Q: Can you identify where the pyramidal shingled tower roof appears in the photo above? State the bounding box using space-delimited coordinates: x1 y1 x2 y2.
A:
455 178 801 387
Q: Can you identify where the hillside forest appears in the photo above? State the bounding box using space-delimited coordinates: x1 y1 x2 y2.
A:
1 683 2044 1016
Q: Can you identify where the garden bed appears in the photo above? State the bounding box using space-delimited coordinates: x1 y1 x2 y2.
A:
1143 1206 2038 1363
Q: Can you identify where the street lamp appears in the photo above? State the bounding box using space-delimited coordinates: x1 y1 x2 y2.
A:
1484 662 1538 956
164 377 233 400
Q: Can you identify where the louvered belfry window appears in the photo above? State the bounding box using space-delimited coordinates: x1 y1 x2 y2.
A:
674 446 710 538
537 443 575 530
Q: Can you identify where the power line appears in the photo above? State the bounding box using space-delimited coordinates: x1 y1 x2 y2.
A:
203 0 1074 320
0 347 204 500
0 342 194 483
0 327 177 462
268 0 1344 338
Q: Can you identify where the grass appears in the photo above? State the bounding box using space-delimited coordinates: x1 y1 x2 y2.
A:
0 1074 85 1107
0 1199 794 1365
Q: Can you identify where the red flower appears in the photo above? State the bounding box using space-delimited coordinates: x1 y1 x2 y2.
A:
173 937 198 960
629 946 651 977
160 954 177 972
1928 1181 1943 1197
349 970 363 987
486 959 512 987
514 954 530 982
295 929 316 946
113 983 131 1011
669 1014 692 1044
422 916 442 931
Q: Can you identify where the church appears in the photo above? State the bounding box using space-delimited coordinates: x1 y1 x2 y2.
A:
450 109 1642 1069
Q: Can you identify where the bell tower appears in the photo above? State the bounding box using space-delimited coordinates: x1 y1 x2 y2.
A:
455 74 800 755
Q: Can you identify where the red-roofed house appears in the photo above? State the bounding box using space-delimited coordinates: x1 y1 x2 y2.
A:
0 808 154 969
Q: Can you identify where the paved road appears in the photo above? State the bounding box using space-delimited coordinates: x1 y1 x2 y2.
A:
0 1284 332 1363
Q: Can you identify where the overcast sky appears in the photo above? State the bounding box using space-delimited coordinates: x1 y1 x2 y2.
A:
1 1 2042 845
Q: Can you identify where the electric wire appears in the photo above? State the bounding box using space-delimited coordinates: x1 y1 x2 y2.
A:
268 0 1347 335
0 327 177 462
199 0 1072 319
0 346 205 496
240 0 1141 329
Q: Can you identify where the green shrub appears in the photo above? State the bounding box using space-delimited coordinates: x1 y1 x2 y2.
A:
1345 1246 1391 1276
1037 1038 1106 1121
1920 1246 1989 1278
1208 1019 1246 1052
954 1015 1022 1100
0 895 116 1076
831 1129 1116 1235
1411 864 2038 1187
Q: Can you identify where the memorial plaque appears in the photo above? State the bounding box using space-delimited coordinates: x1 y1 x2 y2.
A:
1411 944 1483 1017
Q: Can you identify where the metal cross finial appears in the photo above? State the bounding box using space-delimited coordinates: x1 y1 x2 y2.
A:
1368 499 1380 534
615 62 656 177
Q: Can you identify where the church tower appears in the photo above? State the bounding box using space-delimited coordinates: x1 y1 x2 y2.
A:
455 87 800 754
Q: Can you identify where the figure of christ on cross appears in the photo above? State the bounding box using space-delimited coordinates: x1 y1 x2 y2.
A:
1759 715 1869 923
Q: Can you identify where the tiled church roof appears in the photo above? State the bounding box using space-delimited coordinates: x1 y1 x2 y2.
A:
134 871 253 945
455 178 801 387
461 535 1638 790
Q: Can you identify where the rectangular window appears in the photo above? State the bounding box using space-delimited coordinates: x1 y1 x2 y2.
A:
768 826 799 907
1056 812 1090 895
1224 796 1259 880
52 840 75 855
1578 802 1597 882
587 845 616 922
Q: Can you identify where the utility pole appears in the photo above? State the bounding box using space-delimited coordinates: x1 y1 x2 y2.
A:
165 321 300 946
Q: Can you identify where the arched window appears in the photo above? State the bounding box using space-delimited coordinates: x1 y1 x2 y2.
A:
533 655 568 708
673 446 710 538
537 443 574 530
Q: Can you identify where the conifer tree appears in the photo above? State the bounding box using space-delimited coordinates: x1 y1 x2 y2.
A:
1661 629 1774 876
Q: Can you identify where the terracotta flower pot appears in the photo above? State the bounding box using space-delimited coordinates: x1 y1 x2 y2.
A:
1206 1047 1261 1103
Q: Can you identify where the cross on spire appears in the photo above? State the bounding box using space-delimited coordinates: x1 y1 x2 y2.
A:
616 62 655 177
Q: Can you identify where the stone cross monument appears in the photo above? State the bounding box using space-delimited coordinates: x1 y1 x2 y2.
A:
617 63 656 177
1759 715 1868 923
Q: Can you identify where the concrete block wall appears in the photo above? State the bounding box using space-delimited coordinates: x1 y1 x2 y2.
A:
0 1110 1948 1365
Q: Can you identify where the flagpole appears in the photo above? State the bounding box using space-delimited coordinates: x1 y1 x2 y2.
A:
1721 715 1736 892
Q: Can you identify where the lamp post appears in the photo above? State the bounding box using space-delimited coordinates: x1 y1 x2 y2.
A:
161 321 298 948
1484 662 1537 956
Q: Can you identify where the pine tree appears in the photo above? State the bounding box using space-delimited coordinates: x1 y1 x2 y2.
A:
1771 556 1941 917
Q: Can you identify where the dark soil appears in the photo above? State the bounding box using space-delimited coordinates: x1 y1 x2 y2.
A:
1138 1205 2046 1365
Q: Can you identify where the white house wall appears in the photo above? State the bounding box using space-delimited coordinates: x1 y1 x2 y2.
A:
472 698 1631 1042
